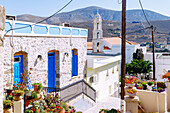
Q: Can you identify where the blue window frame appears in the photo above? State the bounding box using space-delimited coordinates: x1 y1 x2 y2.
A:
72 50 78 77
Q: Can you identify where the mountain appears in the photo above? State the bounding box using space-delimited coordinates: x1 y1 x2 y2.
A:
15 6 170 43
17 6 170 24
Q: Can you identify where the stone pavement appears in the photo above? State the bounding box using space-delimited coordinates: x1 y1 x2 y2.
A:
84 96 121 113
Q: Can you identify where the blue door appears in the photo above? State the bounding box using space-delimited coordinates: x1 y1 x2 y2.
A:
72 50 78 77
14 55 23 84
48 52 55 88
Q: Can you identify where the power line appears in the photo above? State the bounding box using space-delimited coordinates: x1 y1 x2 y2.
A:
126 26 152 35
138 0 151 26
5 0 73 36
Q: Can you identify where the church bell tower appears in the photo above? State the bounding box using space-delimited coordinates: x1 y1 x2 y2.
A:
92 10 103 53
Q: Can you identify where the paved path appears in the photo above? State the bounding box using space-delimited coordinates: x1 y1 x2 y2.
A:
84 96 121 113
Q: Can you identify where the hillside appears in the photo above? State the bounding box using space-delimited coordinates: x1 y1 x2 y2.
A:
16 6 170 43
17 6 170 24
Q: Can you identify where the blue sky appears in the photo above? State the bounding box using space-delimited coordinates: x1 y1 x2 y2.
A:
0 0 170 17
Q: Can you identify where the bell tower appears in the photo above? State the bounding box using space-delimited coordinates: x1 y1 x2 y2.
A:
92 10 103 53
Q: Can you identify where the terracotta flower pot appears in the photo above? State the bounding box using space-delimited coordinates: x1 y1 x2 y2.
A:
33 85 39 93
26 100 31 107
14 95 22 101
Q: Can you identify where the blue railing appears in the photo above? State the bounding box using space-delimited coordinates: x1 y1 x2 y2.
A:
5 20 88 37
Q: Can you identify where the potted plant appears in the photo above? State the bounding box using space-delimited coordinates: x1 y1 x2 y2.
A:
142 82 147 90
157 87 165 93
137 84 143 90
125 76 138 88
126 89 137 98
32 83 43 94
3 100 13 113
147 80 154 91
157 81 166 89
14 90 24 101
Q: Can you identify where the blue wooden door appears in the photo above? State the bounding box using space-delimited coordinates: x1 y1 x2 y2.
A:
72 50 78 77
48 52 55 88
14 55 23 84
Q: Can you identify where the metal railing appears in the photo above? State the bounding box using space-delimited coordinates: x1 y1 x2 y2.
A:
42 79 96 102
60 79 96 102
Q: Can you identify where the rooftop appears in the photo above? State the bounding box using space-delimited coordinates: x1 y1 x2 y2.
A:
5 20 88 38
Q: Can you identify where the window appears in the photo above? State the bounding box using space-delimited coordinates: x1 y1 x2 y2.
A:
109 85 112 94
97 32 99 39
114 82 117 90
97 23 99 30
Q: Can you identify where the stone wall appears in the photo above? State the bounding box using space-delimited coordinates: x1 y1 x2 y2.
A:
4 36 87 88
0 5 5 113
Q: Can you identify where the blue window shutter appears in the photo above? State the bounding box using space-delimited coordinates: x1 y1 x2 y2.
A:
75 55 78 76
72 50 74 77
72 50 78 77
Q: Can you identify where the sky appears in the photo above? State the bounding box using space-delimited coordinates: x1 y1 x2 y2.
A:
0 0 170 17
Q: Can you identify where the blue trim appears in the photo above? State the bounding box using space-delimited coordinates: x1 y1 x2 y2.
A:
72 29 79 36
34 25 48 34
80 30 87 36
14 23 32 33
14 55 23 84
48 52 55 88
62 28 71 35
49 27 60 35
5 22 12 32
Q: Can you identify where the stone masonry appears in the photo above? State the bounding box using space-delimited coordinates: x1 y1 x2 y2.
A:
4 36 87 88
0 5 5 113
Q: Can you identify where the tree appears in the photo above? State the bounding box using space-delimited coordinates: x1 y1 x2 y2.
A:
126 59 152 75
133 49 144 60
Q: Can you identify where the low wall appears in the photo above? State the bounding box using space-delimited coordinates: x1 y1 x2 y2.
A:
137 90 166 113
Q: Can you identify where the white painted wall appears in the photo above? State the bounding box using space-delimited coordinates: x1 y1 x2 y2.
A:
87 55 121 101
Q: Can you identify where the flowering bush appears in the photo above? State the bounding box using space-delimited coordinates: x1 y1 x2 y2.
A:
127 89 137 94
125 76 139 84
157 81 166 89
162 72 170 79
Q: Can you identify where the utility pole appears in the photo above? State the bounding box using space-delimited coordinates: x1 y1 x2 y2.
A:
151 25 155 80
121 0 126 100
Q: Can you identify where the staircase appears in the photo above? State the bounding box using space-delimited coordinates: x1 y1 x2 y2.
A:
60 79 96 112
60 79 96 102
